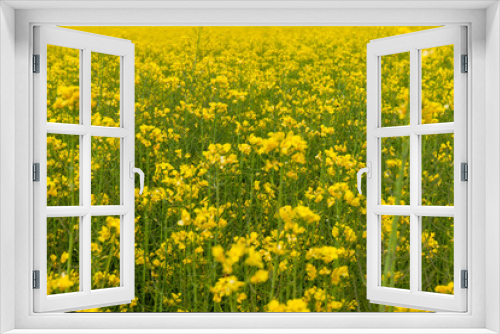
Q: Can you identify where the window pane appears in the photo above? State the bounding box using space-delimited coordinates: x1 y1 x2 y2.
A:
65 25 444 313
91 52 120 127
91 216 121 290
381 215 410 290
421 45 454 124
421 217 454 294
381 52 410 127
47 45 80 124
381 136 410 205
47 217 80 295
422 133 454 206
47 134 80 206
91 136 120 205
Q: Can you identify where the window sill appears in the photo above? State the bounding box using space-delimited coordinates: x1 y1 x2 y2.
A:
3 330 497 334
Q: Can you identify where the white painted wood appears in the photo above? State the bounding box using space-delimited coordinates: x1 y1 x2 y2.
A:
122 39 135 296
46 206 130 217
3 0 497 10
372 205 454 217
46 123 130 137
1 329 498 334
90 126 131 138
366 26 467 312
372 205 411 216
485 3 500 333
372 126 411 138
411 206 455 217
81 47 92 297
453 24 469 314
11 6 486 332
46 207 87 217
372 124 454 138
412 123 454 135
33 26 135 313
409 46 419 304
366 28 379 308
91 206 131 216
0 2 17 333
368 26 466 56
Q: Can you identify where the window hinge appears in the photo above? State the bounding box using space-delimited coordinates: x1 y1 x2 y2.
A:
33 54 40 73
461 54 468 73
461 162 468 181
33 163 40 182
461 270 468 289
32 270 40 289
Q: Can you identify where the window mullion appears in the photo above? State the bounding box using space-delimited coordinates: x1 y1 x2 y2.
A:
46 123 130 138
81 48 92 294
409 47 421 294
373 205 454 217
413 123 454 135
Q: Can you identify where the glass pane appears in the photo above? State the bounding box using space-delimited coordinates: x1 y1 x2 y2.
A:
91 136 120 205
381 52 410 127
422 133 454 206
91 216 121 290
421 217 454 294
381 136 410 205
381 215 410 290
47 217 80 295
47 134 80 206
91 52 121 127
421 45 454 124
47 45 80 124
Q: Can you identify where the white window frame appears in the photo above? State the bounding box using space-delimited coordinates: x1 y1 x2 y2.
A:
365 26 468 312
1 2 498 333
33 26 136 312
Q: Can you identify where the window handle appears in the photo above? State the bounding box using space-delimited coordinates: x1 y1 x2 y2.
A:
357 162 372 195
129 162 145 195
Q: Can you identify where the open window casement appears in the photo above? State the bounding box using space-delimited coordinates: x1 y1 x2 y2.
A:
363 26 467 312
33 26 140 312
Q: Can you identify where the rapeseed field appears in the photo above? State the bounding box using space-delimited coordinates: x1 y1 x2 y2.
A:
45 27 455 312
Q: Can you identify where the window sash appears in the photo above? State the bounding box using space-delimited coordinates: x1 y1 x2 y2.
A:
366 26 468 312
33 26 136 313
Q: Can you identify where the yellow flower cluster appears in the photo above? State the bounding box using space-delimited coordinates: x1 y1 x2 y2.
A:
434 282 454 295
279 205 320 226
267 299 310 312
210 276 245 303
47 272 78 295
